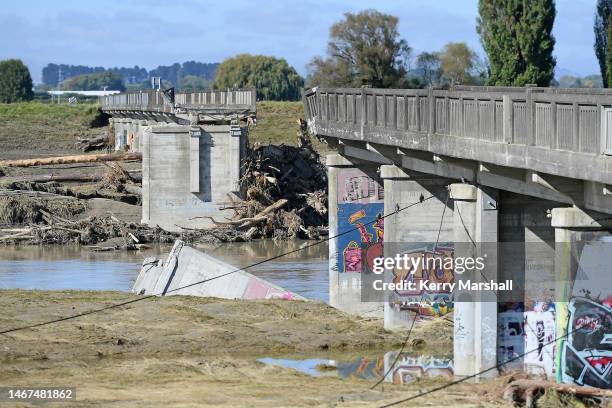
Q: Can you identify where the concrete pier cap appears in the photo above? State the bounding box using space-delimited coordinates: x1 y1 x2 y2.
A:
449 183 477 201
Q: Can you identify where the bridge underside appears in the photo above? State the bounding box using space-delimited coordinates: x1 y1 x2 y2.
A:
310 86 612 388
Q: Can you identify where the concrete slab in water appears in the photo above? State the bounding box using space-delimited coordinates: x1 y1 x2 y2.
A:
132 240 306 301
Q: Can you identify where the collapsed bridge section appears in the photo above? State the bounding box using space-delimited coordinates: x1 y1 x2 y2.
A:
100 88 256 231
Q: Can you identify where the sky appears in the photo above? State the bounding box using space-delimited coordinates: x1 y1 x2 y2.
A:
0 0 601 84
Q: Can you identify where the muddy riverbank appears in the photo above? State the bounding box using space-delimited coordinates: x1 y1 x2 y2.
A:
0 290 519 407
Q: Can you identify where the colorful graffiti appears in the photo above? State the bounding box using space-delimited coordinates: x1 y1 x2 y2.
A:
560 297 611 389
337 169 384 274
384 353 454 385
243 278 296 300
336 356 385 380
390 246 455 318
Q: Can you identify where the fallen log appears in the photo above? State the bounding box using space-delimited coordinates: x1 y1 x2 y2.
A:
18 174 103 183
76 135 109 152
503 379 612 408
189 199 288 228
0 152 142 168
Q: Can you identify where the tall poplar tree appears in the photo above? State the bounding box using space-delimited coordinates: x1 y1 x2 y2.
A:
477 0 556 86
594 0 612 87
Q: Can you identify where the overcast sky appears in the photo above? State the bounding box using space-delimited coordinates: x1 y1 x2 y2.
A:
0 0 600 83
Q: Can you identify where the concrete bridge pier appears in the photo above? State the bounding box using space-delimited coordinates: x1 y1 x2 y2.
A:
450 183 499 381
141 124 246 232
327 154 384 316
379 165 454 328
551 207 612 388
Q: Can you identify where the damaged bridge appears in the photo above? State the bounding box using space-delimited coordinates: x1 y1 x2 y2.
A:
100 88 256 231
304 86 612 388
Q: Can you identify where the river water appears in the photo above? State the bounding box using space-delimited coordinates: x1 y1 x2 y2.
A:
0 240 329 302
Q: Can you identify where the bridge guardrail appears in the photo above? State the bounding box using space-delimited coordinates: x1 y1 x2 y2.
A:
304 86 612 156
100 88 256 115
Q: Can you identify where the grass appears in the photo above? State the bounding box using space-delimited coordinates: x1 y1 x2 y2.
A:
0 102 105 159
249 101 329 154
0 100 329 160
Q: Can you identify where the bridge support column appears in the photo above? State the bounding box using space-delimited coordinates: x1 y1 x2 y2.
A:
327 154 384 317
141 124 246 232
551 207 612 389
450 183 499 381
380 165 453 329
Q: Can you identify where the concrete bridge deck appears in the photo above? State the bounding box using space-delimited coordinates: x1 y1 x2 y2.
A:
100 88 256 123
305 86 612 214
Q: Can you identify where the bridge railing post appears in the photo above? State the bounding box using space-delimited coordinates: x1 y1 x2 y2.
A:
427 87 435 136
503 95 513 143
526 86 535 146
361 87 367 139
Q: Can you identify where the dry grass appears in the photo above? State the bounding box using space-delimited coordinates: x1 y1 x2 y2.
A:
0 102 105 160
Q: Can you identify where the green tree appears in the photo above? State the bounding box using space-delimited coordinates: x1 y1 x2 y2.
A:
477 0 556 86
607 21 612 87
307 9 411 88
439 42 481 86
594 0 612 87
213 54 303 101
415 52 442 87
180 75 212 92
0 59 34 103
61 71 125 91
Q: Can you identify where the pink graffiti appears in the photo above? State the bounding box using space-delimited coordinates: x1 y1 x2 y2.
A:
575 316 601 331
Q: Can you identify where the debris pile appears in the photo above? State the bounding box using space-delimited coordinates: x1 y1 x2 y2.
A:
500 374 612 408
76 133 110 152
200 120 328 241
0 197 211 249
0 160 142 205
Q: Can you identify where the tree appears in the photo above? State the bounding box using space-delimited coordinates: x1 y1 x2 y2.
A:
439 43 480 86
213 54 303 101
415 52 442 86
0 59 34 103
477 0 556 86
594 0 612 87
307 9 411 88
61 71 125 91
180 75 212 92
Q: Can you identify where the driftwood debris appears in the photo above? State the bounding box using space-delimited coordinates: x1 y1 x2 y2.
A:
503 378 612 407
0 152 141 168
190 120 328 242
76 135 109 152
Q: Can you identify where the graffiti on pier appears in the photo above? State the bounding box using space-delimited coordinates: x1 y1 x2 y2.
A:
391 245 454 318
561 296 611 389
338 171 384 204
498 311 525 370
337 168 384 274
525 311 556 377
384 353 454 385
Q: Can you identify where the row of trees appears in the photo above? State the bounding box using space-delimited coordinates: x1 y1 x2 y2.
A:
41 61 218 89
61 71 126 92
307 4 556 89
5 2 612 104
